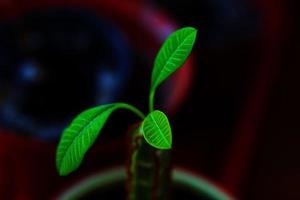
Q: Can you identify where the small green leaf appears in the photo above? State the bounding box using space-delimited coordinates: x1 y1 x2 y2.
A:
151 27 197 90
56 103 144 176
142 110 172 149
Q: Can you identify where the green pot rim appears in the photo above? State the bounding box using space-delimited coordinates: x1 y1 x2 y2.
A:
57 167 235 200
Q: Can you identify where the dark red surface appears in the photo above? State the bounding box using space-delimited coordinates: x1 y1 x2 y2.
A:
221 0 288 197
0 129 128 199
0 131 56 199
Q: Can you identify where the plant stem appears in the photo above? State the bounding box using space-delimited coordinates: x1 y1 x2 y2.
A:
149 89 155 112
127 125 171 200
119 103 145 119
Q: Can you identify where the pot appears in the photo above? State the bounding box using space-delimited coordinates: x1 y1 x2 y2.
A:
57 167 235 200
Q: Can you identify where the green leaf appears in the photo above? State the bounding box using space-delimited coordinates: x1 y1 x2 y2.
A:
142 110 172 149
151 27 197 90
56 103 144 176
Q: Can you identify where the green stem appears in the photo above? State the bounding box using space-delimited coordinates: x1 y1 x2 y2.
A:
128 126 171 200
118 103 146 119
149 89 155 112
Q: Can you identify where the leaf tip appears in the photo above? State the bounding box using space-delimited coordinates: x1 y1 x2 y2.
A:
185 26 197 31
58 170 67 176
57 162 75 176
181 26 198 35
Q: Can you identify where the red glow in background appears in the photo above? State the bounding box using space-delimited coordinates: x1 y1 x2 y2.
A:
0 0 298 199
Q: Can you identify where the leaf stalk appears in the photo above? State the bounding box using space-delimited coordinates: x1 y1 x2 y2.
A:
149 88 155 113
119 103 145 119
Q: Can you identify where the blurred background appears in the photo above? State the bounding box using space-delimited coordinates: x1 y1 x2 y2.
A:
0 0 298 199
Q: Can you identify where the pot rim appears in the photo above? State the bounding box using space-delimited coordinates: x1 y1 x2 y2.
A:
57 166 235 200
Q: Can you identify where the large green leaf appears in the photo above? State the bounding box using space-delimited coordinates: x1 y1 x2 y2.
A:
56 103 144 176
151 27 197 90
142 110 172 149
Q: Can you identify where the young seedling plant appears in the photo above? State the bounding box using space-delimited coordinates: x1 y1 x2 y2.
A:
56 27 197 199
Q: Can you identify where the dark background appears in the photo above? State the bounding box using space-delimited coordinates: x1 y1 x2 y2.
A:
0 0 299 199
